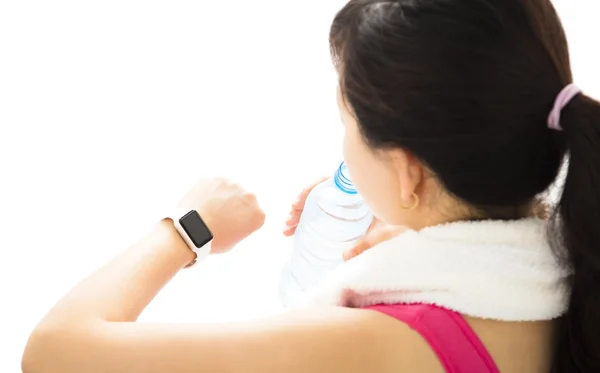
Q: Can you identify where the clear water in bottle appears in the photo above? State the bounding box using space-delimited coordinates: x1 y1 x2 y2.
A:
279 162 373 306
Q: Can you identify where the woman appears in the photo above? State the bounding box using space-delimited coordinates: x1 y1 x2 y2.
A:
22 0 600 372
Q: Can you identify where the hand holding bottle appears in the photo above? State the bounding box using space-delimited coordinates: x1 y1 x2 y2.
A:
283 177 406 261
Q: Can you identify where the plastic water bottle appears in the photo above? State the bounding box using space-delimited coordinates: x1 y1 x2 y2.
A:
279 161 373 306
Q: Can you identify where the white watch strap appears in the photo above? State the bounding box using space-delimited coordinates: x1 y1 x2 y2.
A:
167 208 213 266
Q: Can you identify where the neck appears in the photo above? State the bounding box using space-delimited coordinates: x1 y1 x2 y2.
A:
400 194 544 231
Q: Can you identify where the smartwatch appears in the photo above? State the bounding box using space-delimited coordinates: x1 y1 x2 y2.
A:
165 208 213 267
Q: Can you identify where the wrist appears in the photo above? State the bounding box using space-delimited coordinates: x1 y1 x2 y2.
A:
154 218 197 268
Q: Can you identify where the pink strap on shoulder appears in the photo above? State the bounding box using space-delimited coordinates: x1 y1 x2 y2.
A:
367 304 500 373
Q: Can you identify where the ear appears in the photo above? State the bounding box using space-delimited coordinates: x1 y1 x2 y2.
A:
388 149 423 203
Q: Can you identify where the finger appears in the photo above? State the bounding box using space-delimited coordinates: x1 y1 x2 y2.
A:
368 226 406 248
285 211 302 228
283 226 297 237
344 226 407 261
343 238 370 261
366 217 384 232
343 220 383 260
285 177 329 237
283 209 302 233
255 210 267 230
283 208 304 235
291 177 329 210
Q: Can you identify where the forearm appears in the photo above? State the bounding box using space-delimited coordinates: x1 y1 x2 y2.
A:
23 219 195 372
22 178 268 373
37 219 194 325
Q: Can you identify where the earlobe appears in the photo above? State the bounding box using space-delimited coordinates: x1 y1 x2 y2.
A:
400 192 420 211
389 149 423 204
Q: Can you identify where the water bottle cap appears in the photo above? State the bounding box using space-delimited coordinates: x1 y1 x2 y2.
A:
334 161 358 194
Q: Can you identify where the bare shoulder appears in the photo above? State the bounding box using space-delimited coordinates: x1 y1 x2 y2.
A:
464 316 555 373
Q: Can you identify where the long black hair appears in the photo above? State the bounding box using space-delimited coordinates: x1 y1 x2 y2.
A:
330 0 600 371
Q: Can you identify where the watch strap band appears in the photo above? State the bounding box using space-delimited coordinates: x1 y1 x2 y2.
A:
166 208 213 267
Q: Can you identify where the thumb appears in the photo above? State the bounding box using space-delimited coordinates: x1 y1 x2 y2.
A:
343 237 371 262
343 225 407 262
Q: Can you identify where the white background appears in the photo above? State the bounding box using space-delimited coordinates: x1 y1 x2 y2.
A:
0 1 598 371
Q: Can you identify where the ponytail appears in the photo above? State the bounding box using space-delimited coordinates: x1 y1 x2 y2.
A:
551 94 600 372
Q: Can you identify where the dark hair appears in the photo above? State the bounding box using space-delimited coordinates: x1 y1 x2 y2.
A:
330 0 600 371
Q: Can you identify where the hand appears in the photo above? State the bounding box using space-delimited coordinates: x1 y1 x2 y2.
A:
283 177 328 237
283 178 406 261
341 220 407 261
178 178 265 254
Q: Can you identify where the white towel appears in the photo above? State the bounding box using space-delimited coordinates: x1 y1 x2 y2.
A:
297 218 571 321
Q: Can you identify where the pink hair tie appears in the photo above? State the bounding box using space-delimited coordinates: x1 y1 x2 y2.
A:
547 83 582 131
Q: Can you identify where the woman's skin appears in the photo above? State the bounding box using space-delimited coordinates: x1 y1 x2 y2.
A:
22 92 555 373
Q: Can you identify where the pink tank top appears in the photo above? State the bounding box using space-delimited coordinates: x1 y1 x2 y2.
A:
366 304 501 373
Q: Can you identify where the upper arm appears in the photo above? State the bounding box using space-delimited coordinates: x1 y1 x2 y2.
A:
24 307 445 373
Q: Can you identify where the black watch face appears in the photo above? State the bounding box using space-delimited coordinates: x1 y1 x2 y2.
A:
179 210 213 248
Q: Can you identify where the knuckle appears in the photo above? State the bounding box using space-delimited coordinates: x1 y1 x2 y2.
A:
243 192 257 203
214 177 230 187
255 210 266 227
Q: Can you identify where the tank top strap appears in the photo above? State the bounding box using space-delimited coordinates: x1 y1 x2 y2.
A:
366 303 500 373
